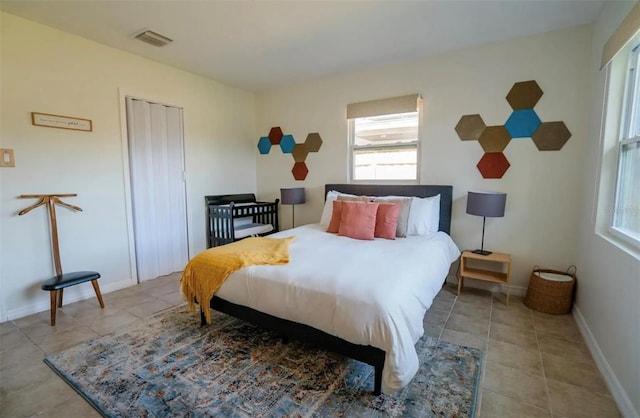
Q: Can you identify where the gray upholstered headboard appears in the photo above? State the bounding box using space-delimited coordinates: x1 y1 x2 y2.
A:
324 184 453 235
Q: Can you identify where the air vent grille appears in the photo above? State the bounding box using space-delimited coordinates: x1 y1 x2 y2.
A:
134 30 172 47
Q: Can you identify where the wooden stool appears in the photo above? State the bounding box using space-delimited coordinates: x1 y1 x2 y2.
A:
41 271 105 326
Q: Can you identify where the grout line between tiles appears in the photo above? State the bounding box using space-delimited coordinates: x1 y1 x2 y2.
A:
437 290 456 340
483 293 493 380
475 293 494 417
13 322 46 358
531 308 554 416
482 388 555 417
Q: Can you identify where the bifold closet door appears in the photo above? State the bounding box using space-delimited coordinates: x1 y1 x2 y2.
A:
126 97 188 282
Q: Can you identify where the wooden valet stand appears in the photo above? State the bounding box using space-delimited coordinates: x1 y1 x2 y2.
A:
18 194 104 326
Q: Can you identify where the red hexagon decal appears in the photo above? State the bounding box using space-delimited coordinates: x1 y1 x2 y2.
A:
268 126 283 145
291 162 308 181
477 152 511 179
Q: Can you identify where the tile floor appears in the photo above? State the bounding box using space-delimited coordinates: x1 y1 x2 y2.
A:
0 275 621 417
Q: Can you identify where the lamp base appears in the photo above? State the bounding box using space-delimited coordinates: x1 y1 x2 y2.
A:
472 249 493 256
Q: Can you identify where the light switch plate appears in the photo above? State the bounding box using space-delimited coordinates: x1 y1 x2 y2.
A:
0 149 15 167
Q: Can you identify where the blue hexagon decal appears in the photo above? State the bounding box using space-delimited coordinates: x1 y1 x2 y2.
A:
257 136 271 154
505 109 541 138
280 134 295 153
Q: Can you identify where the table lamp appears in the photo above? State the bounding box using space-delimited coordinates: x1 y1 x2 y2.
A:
280 187 305 228
466 191 506 256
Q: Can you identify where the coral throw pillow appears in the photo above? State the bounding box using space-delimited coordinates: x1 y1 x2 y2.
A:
338 201 379 240
375 203 401 240
326 200 344 233
372 197 412 237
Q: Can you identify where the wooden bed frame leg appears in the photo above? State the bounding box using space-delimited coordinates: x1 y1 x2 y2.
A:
374 365 383 396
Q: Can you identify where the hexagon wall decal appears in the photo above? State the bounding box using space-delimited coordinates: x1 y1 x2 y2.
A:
257 136 271 154
257 127 323 180
455 80 570 178
532 121 572 151
478 126 511 152
292 162 309 180
280 134 295 153
477 152 511 179
505 109 541 138
305 133 323 152
292 143 309 162
506 80 543 110
268 126 283 145
455 114 486 141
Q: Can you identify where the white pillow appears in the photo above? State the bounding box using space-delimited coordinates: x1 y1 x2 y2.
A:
319 191 359 226
407 194 440 236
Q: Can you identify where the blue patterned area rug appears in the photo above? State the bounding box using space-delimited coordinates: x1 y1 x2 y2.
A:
44 305 482 417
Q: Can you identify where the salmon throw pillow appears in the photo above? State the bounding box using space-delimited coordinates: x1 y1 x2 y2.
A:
326 200 344 233
338 201 379 240
374 203 401 240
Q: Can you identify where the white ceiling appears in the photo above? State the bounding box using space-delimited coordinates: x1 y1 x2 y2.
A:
0 0 606 92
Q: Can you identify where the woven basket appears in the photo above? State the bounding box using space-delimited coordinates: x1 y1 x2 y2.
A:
524 266 576 315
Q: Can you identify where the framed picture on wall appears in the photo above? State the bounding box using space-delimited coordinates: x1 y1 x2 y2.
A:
31 112 92 132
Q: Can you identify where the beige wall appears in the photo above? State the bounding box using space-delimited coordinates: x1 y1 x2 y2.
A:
576 1 640 416
0 13 257 321
255 25 592 295
2 6 637 416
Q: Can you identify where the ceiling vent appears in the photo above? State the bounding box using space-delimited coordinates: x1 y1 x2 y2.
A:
134 30 172 47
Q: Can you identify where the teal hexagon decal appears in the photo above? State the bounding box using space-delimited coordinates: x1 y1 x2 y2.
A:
257 136 271 154
280 134 295 153
505 109 541 138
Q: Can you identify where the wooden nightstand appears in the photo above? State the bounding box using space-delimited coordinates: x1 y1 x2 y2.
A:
458 250 512 305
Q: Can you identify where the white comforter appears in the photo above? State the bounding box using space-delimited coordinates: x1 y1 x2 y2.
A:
216 224 460 394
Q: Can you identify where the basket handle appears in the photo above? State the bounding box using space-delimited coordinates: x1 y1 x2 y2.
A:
567 265 577 275
533 265 541 273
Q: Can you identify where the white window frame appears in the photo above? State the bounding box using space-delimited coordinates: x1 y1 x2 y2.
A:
610 41 640 249
347 106 422 183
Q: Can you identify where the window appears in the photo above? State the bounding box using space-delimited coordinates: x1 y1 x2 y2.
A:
349 112 419 181
612 42 640 246
347 94 421 182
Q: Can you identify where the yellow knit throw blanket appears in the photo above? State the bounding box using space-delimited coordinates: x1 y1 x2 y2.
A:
180 236 294 324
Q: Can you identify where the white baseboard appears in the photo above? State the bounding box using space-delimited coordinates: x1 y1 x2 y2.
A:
6 277 137 321
573 304 639 418
501 283 528 297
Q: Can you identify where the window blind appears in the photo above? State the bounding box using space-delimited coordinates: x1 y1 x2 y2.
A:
346 94 421 119
601 1 640 69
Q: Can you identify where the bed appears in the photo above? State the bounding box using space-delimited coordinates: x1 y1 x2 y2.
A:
198 184 458 395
